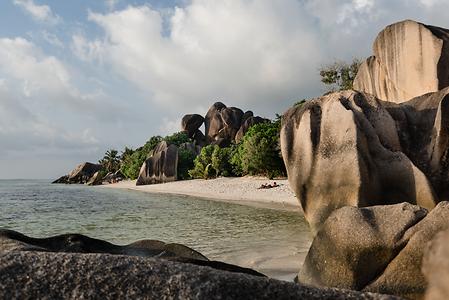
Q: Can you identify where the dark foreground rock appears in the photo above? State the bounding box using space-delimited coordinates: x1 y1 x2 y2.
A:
422 229 449 300
0 229 265 277
299 202 449 299
0 251 399 300
0 229 398 299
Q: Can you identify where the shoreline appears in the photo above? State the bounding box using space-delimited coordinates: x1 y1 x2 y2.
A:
102 176 302 213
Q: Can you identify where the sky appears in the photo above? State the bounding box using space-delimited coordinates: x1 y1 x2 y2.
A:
0 0 448 179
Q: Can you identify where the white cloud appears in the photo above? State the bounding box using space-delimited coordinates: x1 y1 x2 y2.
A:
0 37 110 160
13 0 60 25
71 34 103 62
42 30 64 48
85 1 322 116
0 37 70 97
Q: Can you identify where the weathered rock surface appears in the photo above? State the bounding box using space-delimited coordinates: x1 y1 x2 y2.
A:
0 229 268 277
0 251 399 300
102 170 124 184
202 102 268 145
0 229 207 261
181 114 205 138
205 101 228 142
86 171 103 186
281 90 441 233
136 141 178 185
0 229 401 299
52 162 102 184
235 116 270 143
299 202 449 299
422 229 449 300
354 20 449 103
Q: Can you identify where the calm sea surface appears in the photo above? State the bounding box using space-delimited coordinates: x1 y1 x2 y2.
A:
0 180 312 280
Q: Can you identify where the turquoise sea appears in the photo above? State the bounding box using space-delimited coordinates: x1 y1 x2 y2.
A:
0 180 312 280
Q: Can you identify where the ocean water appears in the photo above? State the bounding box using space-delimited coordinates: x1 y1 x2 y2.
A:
0 180 312 280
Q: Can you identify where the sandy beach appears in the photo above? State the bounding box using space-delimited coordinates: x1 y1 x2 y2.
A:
103 176 301 212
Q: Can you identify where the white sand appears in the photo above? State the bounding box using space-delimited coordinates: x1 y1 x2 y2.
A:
103 176 301 212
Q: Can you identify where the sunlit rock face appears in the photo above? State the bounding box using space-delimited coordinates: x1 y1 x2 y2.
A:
354 20 449 103
280 88 449 234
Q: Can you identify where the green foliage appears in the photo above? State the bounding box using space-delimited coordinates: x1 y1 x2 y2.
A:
189 144 238 179
120 132 194 180
120 136 163 179
164 131 195 180
189 145 216 179
319 58 361 92
163 131 190 147
99 149 120 173
211 145 235 177
177 147 196 180
231 122 286 179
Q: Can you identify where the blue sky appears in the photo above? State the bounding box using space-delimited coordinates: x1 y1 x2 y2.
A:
0 0 448 179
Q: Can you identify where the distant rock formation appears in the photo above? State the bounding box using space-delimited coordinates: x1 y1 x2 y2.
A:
354 20 449 103
181 114 205 138
281 89 447 233
53 162 102 184
299 202 449 299
235 116 269 143
86 171 104 186
136 141 178 186
183 102 268 147
0 230 397 300
102 170 125 185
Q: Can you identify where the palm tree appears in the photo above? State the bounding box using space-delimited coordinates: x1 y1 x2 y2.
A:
99 149 120 173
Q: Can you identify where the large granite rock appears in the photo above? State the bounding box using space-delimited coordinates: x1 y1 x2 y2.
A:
0 251 399 300
235 116 270 143
354 20 449 103
299 202 449 299
136 141 178 185
0 229 268 277
0 229 207 261
86 171 104 186
53 162 102 184
422 229 449 300
205 102 227 142
181 114 205 138
281 90 439 233
102 170 124 184
182 103 268 148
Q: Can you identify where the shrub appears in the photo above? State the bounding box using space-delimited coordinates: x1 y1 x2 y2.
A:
319 58 361 92
120 136 163 179
177 147 196 180
211 145 235 177
163 131 190 147
231 122 286 179
189 145 215 179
